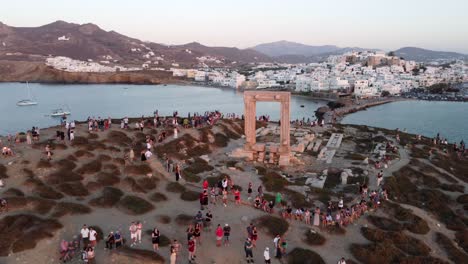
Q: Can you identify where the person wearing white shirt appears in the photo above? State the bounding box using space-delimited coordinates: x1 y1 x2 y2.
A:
338 257 347 264
264 247 271 263
145 149 152 160
89 227 97 247
80 225 90 248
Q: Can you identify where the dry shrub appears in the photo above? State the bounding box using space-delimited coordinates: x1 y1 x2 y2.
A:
76 160 102 175
57 182 89 196
136 177 158 191
103 163 119 172
180 170 201 183
88 133 99 139
220 123 242 139
180 190 199 201
283 189 312 208
323 168 342 189
255 215 289 236
110 246 164 263
117 195 154 215
431 153 468 182
36 159 53 169
0 214 62 256
383 202 430 235
114 157 125 165
55 159 77 170
304 230 326 246
71 136 89 146
74 149 95 158
89 187 124 207
149 192 168 202
124 164 152 175
368 215 404 232
184 158 214 175
28 197 57 215
107 146 121 152
175 214 194 226
166 182 186 193
457 194 468 204
186 144 211 158
96 172 121 186
0 164 8 179
213 133 229 147
46 169 83 185
261 171 288 192
326 224 347 235
435 232 468 263
156 215 171 224
287 248 325 264
34 184 64 200
362 227 430 256
157 134 199 160
122 177 146 193
351 241 402 264
361 227 386 242
3 188 24 197
455 230 468 254
399 256 449 264
52 202 92 217
98 154 112 162
255 166 267 176
85 181 102 192
108 131 132 146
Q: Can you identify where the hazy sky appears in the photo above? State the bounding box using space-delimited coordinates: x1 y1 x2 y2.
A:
2 0 468 53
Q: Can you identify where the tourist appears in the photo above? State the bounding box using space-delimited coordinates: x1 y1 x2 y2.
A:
203 179 209 190
59 240 71 262
194 223 202 245
70 130 75 141
173 127 178 139
223 223 231 246
134 221 142 243
274 235 282 259
45 144 52 160
80 225 90 249
222 177 228 191
338 257 347 264
258 185 263 197
186 224 195 242
377 170 383 186
264 247 271 264
129 222 138 246
175 163 181 182
195 211 204 226
304 209 311 225
105 232 115 250
188 236 196 262
222 189 228 207
170 247 177 264
87 247 95 262
234 188 241 205
313 207 320 227
89 227 97 248
275 192 282 207
205 210 213 231
251 226 258 247
114 231 123 248
244 237 254 263
171 239 181 254
129 149 135 162
200 190 208 210
247 182 253 200
215 224 223 247
0 198 7 213
26 131 32 145
210 187 217 205
151 228 160 251
0 179 4 189
338 197 344 210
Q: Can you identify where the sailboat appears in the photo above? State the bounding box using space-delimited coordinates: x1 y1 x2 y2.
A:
50 107 71 117
16 82 38 106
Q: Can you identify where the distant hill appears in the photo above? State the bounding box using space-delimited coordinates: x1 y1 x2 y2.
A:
252 41 374 63
394 47 468 62
0 21 271 67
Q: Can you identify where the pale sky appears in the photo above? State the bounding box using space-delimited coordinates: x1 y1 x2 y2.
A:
2 0 468 53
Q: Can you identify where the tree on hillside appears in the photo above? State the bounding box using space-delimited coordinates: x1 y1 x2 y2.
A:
387 51 395 57
381 91 391 97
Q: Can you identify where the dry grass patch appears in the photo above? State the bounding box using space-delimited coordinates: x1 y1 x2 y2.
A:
136 177 158 191
3 188 24 197
98 154 112 162
107 131 133 146
260 171 288 192
254 215 289 236
74 149 95 158
46 169 83 185
52 202 92 217
166 182 186 193
287 248 325 264
304 230 326 246
368 215 404 232
0 164 9 179
156 215 171 224
180 190 199 201
57 182 89 196
89 187 124 208
96 172 121 186
149 192 168 203
435 232 468 263
36 159 53 169
361 227 430 256
110 246 164 263
34 184 64 200
124 164 152 175
76 159 102 175
175 214 194 226
0 214 62 256
455 230 468 254
117 195 154 215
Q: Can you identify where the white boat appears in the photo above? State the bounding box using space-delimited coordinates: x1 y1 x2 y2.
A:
50 108 71 117
16 82 38 106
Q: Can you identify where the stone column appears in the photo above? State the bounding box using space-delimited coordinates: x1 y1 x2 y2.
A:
279 98 290 166
244 96 256 150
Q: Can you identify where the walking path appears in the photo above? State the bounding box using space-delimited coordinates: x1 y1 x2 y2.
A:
368 142 410 189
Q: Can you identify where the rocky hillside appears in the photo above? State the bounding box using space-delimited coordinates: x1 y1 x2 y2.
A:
0 21 271 68
394 47 468 62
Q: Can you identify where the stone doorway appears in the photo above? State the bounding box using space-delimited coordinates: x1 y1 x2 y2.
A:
243 91 291 166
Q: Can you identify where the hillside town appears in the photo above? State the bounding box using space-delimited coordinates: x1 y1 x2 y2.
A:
173 51 468 98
